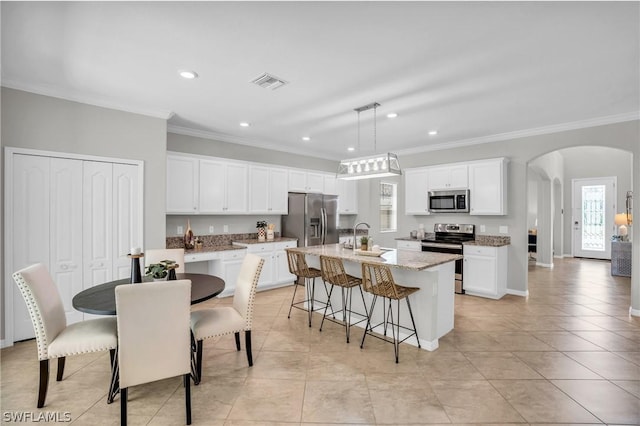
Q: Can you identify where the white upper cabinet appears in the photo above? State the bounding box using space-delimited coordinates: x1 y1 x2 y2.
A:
288 169 324 193
323 173 338 195
166 155 199 213
427 164 468 190
404 168 430 215
249 165 288 214
199 160 248 214
336 179 358 214
167 154 248 214
468 158 508 215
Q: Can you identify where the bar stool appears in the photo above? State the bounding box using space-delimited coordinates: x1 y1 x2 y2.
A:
285 249 330 327
360 261 420 363
319 255 369 343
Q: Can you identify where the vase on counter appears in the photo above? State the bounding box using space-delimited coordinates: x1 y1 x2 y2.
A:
184 220 195 249
258 227 266 241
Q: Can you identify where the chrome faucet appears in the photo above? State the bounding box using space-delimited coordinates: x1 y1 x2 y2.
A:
353 222 370 251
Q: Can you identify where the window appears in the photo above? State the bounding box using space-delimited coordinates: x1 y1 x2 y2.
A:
380 182 397 232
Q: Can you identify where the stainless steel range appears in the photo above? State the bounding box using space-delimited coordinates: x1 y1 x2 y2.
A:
421 223 475 294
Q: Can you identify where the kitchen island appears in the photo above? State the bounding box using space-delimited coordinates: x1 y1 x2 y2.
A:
287 244 461 351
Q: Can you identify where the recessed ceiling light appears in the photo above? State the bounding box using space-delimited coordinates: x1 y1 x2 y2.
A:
302 136 311 142
347 147 355 152
178 70 198 79
387 113 398 118
239 122 251 127
428 130 438 136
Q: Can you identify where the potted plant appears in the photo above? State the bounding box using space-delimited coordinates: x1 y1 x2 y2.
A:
256 220 267 241
360 236 369 251
145 259 178 280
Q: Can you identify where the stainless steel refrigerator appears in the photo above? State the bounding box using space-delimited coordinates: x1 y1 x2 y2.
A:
282 192 338 246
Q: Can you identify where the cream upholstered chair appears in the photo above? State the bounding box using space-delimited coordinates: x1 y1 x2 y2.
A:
115 280 192 426
145 248 186 273
360 261 421 363
12 263 118 408
190 253 264 384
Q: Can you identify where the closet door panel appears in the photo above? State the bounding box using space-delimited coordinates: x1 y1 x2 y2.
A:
113 164 140 279
50 158 84 324
83 162 113 288
12 154 51 340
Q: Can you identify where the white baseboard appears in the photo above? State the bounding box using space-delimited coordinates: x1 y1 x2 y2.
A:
506 289 529 297
1 339 12 349
536 261 554 268
630 306 640 317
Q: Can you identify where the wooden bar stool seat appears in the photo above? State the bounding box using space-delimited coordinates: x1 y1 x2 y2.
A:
319 255 369 343
285 249 330 327
360 261 421 363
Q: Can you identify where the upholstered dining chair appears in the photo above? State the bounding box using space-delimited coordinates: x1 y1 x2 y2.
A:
12 263 118 408
115 280 192 426
190 253 264 384
145 248 186 273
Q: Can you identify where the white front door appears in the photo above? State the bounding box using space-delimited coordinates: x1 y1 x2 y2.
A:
572 177 616 259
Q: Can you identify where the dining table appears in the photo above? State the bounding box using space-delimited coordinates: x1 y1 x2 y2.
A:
72 272 225 402
72 273 225 315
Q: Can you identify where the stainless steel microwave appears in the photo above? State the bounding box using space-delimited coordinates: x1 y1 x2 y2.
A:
428 189 470 213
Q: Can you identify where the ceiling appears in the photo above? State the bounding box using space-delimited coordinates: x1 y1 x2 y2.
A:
2 2 639 160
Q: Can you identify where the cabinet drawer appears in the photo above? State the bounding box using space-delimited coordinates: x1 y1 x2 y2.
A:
463 245 496 257
275 240 297 250
244 243 272 253
222 249 246 260
397 240 421 251
184 252 220 263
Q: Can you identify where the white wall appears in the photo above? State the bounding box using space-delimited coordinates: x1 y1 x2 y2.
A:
1 88 168 339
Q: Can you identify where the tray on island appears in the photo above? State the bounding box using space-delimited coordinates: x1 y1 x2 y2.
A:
353 249 387 257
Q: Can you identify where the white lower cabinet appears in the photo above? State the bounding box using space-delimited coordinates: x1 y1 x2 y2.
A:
463 245 508 299
396 240 422 251
233 240 297 290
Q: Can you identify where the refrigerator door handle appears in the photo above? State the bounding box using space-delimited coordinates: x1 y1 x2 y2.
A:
321 208 327 244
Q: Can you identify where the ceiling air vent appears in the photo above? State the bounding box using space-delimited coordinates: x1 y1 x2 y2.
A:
250 73 288 90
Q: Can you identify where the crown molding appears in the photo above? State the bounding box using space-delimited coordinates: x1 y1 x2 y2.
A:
397 111 640 156
1 80 174 120
167 125 338 161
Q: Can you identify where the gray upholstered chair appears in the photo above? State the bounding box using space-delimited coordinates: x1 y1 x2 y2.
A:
145 248 186 273
360 261 421 363
12 263 118 408
115 280 192 426
190 253 264 384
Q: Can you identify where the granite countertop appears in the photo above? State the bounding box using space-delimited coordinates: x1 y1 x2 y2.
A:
184 244 245 254
232 237 298 245
288 244 461 271
395 235 511 247
465 235 511 247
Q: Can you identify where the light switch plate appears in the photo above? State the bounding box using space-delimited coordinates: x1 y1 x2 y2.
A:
223 225 229 233
499 225 508 234
177 225 183 235
209 226 215 233
480 225 486 233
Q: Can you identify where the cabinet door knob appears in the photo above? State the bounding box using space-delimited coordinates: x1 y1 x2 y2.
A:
61 264 68 270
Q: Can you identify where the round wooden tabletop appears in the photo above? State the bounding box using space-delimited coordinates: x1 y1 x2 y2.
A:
72 273 225 315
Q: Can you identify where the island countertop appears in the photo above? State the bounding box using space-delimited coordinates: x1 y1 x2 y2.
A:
287 244 461 271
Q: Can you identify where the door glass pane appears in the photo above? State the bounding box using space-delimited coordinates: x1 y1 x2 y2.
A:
581 185 605 251
380 182 397 232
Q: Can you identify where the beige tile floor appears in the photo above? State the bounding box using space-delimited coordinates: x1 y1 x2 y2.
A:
2 257 639 425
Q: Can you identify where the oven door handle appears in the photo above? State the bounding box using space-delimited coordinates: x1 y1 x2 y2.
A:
421 242 463 250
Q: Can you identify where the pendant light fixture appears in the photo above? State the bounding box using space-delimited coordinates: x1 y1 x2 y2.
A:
337 102 402 180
